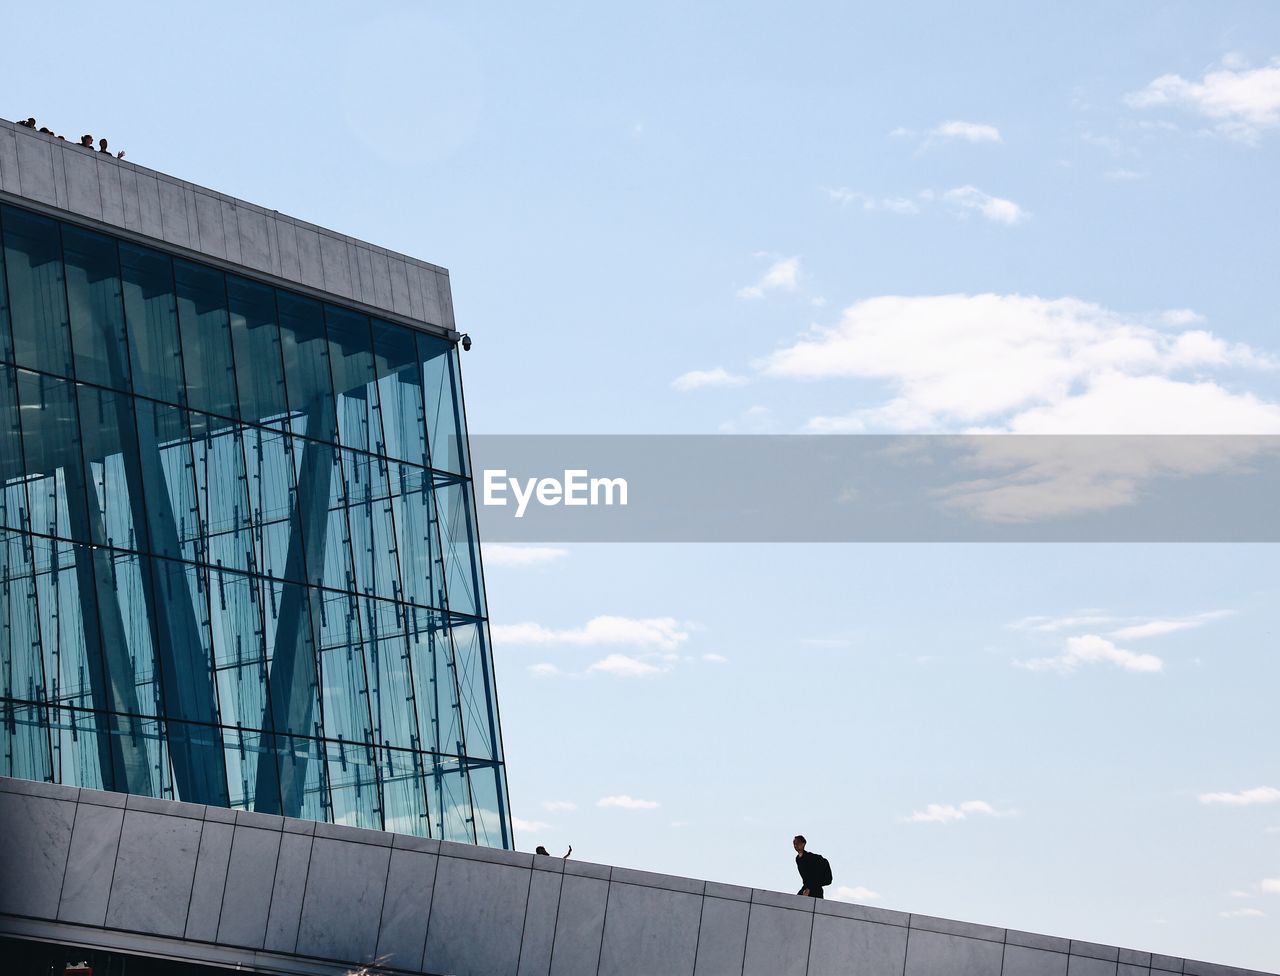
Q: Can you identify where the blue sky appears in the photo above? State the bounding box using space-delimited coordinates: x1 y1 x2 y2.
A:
8 1 1280 968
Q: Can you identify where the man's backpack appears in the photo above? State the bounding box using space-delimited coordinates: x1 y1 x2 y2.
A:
814 853 833 887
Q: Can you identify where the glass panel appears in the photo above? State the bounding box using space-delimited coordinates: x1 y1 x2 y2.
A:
373 320 428 466
450 620 498 762
434 478 484 618
0 366 27 534
17 370 84 545
77 383 148 552
1 206 73 378
360 596 415 750
63 225 130 391
119 242 184 405
0 211 14 363
380 745 429 837
186 409 251 573
418 333 465 475
227 276 287 426
469 764 508 848
277 292 335 442
174 260 238 419
324 306 375 452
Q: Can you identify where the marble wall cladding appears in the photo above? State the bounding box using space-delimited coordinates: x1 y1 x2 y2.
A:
425 855 532 976
56 803 125 926
596 881 702 976
807 914 908 976
104 809 203 938
0 788 76 918
215 826 282 949
7 777 1280 976
550 874 610 976
294 837 391 963
904 928 1006 976
0 119 454 333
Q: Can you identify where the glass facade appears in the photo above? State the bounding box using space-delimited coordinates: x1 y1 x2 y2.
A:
0 203 509 847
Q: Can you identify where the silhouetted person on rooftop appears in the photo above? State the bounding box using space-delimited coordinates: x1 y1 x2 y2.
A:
19 118 36 128
98 138 110 153
535 845 572 858
793 835 830 899
80 134 94 148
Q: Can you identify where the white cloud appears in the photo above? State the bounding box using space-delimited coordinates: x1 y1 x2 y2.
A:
512 817 551 832
1219 908 1266 919
597 795 660 810
1127 58 1280 141
1198 786 1280 806
1162 308 1206 327
1104 168 1146 181
1263 879 1280 894
492 616 689 650
542 800 577 812
825 188 920 214
738 256 801 300
702 653 729 664
933 120 1002 143
760 293 1277 435
672 367 748 392
587 653 662 678
528 662 561 677
942 186 1028 225
906 799 1014 823
482 544 569 568
1016 634 1163 674
831 885 882 902
1107 610 1234 640
1228 890 1253 898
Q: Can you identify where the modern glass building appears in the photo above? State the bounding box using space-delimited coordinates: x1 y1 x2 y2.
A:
0 187 509 846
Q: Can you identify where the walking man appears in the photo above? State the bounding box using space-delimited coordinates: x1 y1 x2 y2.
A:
793 834 830 899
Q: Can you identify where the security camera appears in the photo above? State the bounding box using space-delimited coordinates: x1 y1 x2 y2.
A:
460 334 472 352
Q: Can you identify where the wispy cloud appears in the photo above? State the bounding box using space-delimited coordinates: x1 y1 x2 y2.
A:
942 186 1028 225
738 256 800 300
528 662 561 677
492 616 689 650
825 186 1023 224
1016 634 1163 674
672 367 748 392
1199 786 1280 806
825 188 920 214
482 544 569 568
598 794 660 810
932 120 1002 144
542 800 577 812
587 653 663 678
1219 907 1266 919
831 885 882 902
1263 879 1280 893
906 800 1015 823
1127 57 1280 141
1106 610 1234 640
1011 613 1117 633
702 653 729 664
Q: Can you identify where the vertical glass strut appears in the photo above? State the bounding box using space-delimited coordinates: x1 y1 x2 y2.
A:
0 203 510 845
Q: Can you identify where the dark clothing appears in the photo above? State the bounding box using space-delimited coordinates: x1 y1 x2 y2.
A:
796 851 825 898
